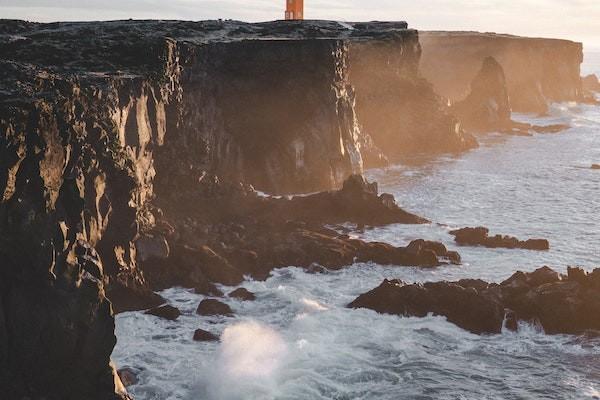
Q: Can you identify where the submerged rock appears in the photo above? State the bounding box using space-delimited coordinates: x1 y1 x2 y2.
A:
229 288 256 301
349 266 600 335
196 299 234 317
450 227 549 250
145 305 181 321
193 328 220 342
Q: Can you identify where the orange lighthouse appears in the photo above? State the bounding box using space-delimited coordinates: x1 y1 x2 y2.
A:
285 0 304 20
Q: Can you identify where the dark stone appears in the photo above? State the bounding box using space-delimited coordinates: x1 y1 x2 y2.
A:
196 299 234 316
117 367 139 387
145 305 181 321
229 288 256 301
450 226 549 250
350 266 600 335
193 328 220 342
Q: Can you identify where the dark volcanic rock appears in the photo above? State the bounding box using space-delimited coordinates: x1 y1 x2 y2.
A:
145 304 181 321
452 56 512 132
196 299 234 317
229 288 256 301
193 328 220 342
450 227 549 250
117 367 140 387
349 266 600 335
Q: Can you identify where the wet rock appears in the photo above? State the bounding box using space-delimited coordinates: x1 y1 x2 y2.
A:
145 305 181 321
196 299 234 316
229 288 256 301
591 164 600 170
350 266 600 335
279 174 429 226
530 124 570 134
450 227 549 250
193 328 220 342
117 367 139 387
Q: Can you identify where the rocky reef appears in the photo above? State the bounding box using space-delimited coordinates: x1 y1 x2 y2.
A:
349 266 600 335
420 31 584 114
450 227 550 250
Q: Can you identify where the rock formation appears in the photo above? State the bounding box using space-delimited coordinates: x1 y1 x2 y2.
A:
349 266 600 335
451 57 512 132
420 31 584 114
349 30 477 159
450 227 550 250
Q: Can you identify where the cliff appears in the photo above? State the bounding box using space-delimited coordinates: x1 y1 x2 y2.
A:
420 31 584 114
0 19 462 398
348 28 476 159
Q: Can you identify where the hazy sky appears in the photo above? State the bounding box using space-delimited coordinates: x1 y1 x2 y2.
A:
2 0 599 48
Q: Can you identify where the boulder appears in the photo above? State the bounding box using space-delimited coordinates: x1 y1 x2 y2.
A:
193 329 220 342
117 367 139 387
196 299 234 316
144 305 181 321
228 288 256 301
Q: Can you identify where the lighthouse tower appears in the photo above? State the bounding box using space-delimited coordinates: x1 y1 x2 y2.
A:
285 0 304 20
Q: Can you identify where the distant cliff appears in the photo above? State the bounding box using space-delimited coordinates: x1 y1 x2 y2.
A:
420 31 584 114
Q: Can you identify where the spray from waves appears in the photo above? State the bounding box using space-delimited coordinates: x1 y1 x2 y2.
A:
195 320 288 400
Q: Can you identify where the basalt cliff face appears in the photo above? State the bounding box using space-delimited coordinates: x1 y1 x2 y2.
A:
348 28 476 160
420 31 584 114
0 19 469 398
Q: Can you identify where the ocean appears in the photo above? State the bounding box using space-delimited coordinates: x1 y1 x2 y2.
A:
112 51 600 400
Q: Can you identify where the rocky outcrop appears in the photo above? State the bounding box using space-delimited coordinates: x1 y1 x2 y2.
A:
451 57 512 132
420 31 584 114
450 227 550 250
349 266 600 335
349 32 477 159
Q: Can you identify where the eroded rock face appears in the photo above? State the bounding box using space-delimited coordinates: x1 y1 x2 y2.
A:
349 266 600 335
420 31 584 114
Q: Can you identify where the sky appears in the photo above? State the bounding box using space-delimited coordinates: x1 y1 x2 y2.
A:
1 0 600 49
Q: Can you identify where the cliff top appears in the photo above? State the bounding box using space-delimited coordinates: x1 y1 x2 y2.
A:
0 19 413 101
421 30 582 46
